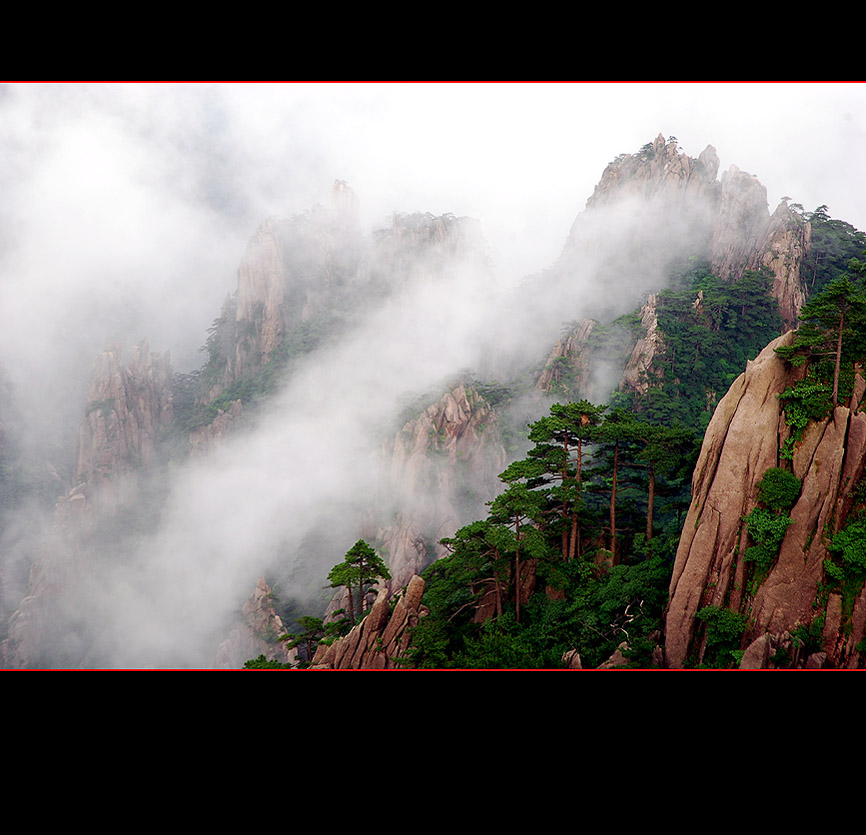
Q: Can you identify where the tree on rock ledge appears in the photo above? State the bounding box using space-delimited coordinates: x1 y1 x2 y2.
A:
328 539 391 627
776 265 866 406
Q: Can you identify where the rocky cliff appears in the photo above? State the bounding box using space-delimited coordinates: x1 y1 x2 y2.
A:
73 341 174 495
710 171 810 329
537 135 811 413
664 332 866 668
1 341 175 667
580 135 809 330
535 318 597 399
555 133 720 304
619 294 665 397
195 184 487 424
310 574 426 669
585 133 721 213
1 134 846 668
198 181 365 405
371 383 507 591
215 576 296 668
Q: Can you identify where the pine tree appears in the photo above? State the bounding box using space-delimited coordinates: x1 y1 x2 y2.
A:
486 483 548 624
327 539 391 627
776 266 866 406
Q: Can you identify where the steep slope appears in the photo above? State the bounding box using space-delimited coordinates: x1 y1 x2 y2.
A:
73 342 174 495
543 134 721 328
533 135 811 410
665 333 866 668
370 382 507 591
710 172 809 328
215 576 296 669
309 575 426 669
0 342 175 667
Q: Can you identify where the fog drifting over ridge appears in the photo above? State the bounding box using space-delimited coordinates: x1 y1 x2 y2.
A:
1 82 864 667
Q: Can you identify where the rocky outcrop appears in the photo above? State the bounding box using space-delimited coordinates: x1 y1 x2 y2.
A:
310 574 426 669
374 384 507 589
538 136 811 406
664 333 866 668
1 340 175 668
202 181 365 404
750 202 810 329
74 341 173 490
536 318 597 399
215 576 295 669
709 165 771 283
372 212 486 283
195 186 487 449
585 133 720 212
234 217 290 377
620 294 664 396
188 399 243 457
710 171 810 328
552 135 720 322
1 475 105 668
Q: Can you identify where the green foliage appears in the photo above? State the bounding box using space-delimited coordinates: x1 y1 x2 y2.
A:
472 380 513 408
756 467 802 514
282 615 327 667
799 205 866 296
743 509 793 572
776 270 866 408
695 606 748 667
86 398 116 415
404 400 679 669
775 266 866 454
243 654 293 669
408 549 672 669
823 520 866 620
327 539 391 628
778 379 833 458
791 620 823 655
616 266 783 437
741 468 800 591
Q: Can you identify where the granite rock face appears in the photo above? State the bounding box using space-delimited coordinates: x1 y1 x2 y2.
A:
542 135 810 405
664 333 866 668
372 384 507 591
1 341 175 667
620 294 665 397
310 575 426 669
535 318 597 399
710 172 810 329
74 341 173 491
215 576 295 669
750 202 810 329
550 135 721 325
581 135 809 330
585 133 720 213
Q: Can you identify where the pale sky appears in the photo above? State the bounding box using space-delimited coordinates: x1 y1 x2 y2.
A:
2 82 864 371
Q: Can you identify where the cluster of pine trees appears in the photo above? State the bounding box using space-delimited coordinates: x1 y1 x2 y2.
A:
405 400 694 668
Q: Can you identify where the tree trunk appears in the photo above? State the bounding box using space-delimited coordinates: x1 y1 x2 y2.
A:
832 305 845 407
514 519 521 624
494 565 503 619
610 442 618 564
346 583 355 626
646 463 655 544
